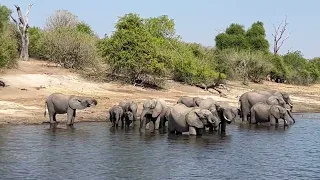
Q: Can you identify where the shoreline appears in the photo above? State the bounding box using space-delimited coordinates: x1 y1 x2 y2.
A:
0 59 320 125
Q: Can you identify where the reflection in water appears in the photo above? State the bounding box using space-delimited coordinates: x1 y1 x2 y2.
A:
0 114 320 180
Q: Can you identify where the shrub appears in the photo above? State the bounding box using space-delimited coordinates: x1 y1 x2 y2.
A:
28 27 46 59
0 27 18 68
215 49 272 84
42 27 101 70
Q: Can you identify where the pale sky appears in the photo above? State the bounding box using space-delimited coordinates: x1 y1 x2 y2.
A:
1 0 319 59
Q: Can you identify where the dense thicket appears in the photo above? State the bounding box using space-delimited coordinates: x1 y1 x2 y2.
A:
1 4 319 87
0 5 19 68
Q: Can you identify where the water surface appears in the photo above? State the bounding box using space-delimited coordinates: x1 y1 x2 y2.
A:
0 113 320 180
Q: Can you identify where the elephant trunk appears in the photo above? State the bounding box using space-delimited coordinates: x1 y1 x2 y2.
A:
287 110 295 124
139 110 148 129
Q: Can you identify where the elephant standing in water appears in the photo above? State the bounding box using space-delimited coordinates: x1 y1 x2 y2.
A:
250 102 295 126
108 105 124 127
140 98 168 131
119 100 138 126
239 90 293 123
199 98 237 133
44 93 97 125
167 104 218 136
177 96 204 107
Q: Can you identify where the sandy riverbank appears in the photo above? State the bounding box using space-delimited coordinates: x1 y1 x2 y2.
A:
0 59 319 125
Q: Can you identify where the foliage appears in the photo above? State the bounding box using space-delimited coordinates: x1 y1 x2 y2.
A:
99 13 166 85
28 26 46 59
215 21 269 52
45 10 79 30
0 4 18 68
215 49 272 84
42 27 101 70
76 22 95 36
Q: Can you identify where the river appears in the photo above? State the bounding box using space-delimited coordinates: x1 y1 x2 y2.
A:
0 113 319 180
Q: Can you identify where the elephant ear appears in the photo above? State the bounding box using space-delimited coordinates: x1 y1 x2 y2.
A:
186 110 204 129
270 105 281 119
69 97 87 110
152 100 163 118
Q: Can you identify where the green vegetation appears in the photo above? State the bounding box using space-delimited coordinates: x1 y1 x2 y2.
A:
0 5 19 68
1 4 319 87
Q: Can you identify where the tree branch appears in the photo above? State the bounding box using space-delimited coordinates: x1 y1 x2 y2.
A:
272 16 289 55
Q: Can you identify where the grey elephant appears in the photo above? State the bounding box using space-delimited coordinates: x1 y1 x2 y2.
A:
198 97 216 109
177 96 204 107
167 104 218 136
119 100 138 122
214 102 238 133
250 102 294 126
44 93 97 125
140 98 168 131
239 90 293 123
108 105 124 127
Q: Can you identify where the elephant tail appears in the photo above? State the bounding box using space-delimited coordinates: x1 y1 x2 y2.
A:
44 101 47 117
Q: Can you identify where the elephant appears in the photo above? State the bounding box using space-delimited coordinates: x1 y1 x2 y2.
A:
44 93 97 125
177 96 204 107
239 90 293 123
198 97 216 109
119 100 138 123
140 98 168 131
167 104 218 136
108 105 124 127
250 102 295 126
214 102 238 133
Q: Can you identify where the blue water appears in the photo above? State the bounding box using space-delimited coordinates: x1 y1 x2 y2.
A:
0 113 319 180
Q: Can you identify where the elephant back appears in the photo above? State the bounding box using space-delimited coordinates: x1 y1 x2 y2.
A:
169 104 192 132
198 97 216 109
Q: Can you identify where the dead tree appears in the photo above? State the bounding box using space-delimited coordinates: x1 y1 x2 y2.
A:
272 16 290 55
10 4 33 61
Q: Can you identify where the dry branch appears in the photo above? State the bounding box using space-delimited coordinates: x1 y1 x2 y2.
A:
272 16 290 55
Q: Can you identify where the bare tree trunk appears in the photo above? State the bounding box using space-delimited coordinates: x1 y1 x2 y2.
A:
10 4 33 61
272 16 290 55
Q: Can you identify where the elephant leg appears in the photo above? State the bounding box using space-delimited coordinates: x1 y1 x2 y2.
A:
154 117 161 130
67 108 75 125
250 110 256 124
140 116 147 130
71 110 76 124
49 111 57 124
269 115 276 126
189 127 197 135
196 128 203 136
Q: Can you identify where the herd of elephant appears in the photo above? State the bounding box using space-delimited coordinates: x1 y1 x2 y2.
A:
44 89 296 136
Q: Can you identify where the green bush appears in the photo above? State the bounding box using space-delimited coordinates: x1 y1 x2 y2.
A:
0 5 18 69
29 27 46 59
215 49 272 84
42 27 101 70
0 28 18 68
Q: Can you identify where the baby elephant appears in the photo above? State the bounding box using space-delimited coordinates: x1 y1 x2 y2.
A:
109 105 134 127
250 102 294 126
109 105 124 127
44 93 97 125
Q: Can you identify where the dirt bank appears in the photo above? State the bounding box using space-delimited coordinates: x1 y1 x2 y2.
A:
0 59 319 125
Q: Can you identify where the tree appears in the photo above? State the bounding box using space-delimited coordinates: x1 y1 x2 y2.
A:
215 23 249 50
0 5 11 32
101 13 165 84
272 16 290 55
215 22 269 52
76 22 95 36
10 4 33 60
246 21 270 52
45 10 79 30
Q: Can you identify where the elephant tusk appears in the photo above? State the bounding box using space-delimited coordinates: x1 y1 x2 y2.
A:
223 114 232 122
